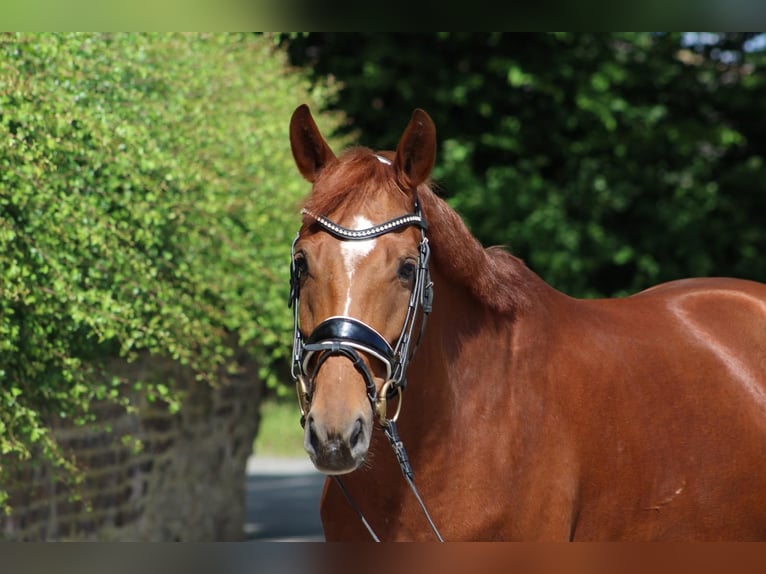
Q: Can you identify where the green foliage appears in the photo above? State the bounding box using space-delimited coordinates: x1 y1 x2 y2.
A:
253 398 305 458
285 33 766 297
0 33 341 503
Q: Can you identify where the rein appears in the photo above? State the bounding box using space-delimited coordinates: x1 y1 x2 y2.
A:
288 198 443 542
333 419 443 542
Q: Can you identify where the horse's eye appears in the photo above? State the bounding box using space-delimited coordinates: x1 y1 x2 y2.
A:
398 260 416 283
294 255 308 279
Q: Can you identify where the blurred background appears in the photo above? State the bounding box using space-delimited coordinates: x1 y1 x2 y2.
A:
1 32 765 540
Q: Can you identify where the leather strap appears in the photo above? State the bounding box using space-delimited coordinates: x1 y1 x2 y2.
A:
305 316 395 364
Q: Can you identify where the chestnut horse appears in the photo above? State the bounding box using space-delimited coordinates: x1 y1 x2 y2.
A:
288 104 766 541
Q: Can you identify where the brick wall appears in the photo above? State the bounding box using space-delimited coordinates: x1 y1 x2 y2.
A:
0 352 262 541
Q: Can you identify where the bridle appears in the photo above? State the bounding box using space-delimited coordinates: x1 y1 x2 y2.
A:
287 193 443 542
288 201 433 428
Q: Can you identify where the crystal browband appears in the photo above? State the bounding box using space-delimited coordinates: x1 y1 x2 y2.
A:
302 208 427 240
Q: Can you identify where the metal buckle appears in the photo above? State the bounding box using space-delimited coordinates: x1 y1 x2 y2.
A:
375 381 403 425
295 375 311 421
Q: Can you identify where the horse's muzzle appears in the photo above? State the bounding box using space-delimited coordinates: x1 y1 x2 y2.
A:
304 413 370 474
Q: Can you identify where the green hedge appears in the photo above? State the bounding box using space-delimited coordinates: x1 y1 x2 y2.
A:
0 33 341 508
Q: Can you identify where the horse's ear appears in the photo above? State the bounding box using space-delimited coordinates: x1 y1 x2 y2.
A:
393 108 436 190
290 104 336 182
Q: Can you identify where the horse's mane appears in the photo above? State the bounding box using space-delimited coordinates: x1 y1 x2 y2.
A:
302 148 536 315
416 181 535 315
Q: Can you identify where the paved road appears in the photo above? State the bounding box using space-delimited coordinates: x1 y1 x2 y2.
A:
245 456 326 541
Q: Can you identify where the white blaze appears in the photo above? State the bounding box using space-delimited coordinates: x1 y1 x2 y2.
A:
341 216 376 315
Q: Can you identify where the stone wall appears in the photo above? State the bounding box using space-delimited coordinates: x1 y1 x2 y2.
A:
0 352 262 541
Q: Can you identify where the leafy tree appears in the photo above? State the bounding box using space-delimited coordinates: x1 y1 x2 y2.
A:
285 33 766 297
0 32 342 509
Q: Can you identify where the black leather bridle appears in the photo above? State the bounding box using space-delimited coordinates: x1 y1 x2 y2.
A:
288 195 444 542
288 199 433 427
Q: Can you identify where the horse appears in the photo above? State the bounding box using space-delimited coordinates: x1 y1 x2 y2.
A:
287 103 766 541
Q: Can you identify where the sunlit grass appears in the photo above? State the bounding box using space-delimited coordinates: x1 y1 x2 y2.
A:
253 398 306 458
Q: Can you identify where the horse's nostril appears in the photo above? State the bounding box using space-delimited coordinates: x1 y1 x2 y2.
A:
307 417 321 454
349 418 364 450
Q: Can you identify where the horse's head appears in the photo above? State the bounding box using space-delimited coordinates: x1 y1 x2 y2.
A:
288 104 436 474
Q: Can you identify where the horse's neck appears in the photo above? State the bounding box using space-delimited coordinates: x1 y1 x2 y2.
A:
398 272 527 451
353 266 558 540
